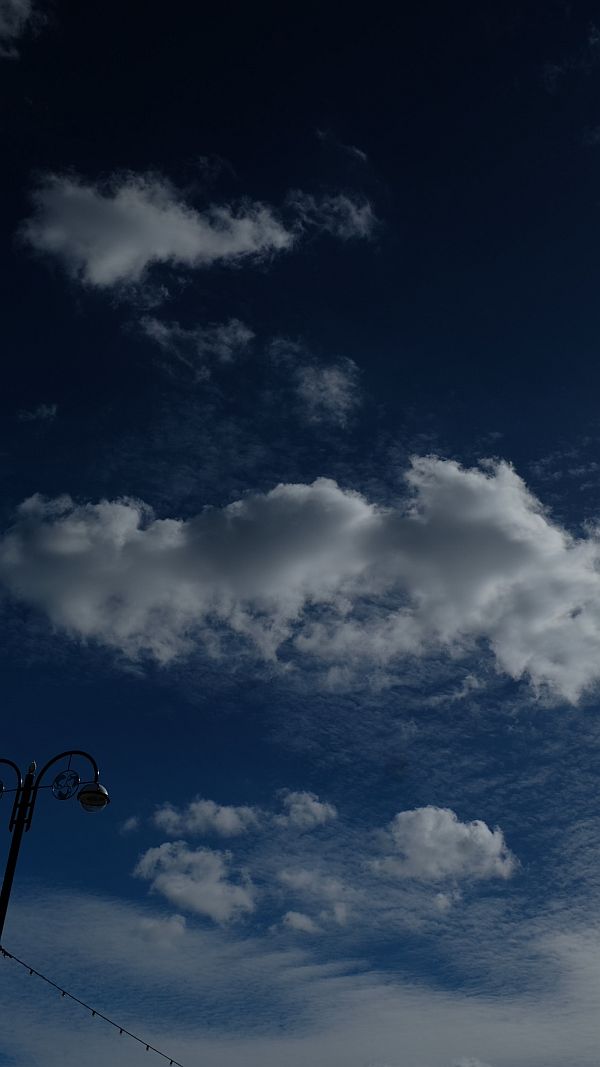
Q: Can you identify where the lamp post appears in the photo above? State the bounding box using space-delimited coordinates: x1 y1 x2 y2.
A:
0 751 110 943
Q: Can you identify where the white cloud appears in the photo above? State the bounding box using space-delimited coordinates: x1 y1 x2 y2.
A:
277 791 337 830
119 815 140 834
5 457 600 701
290 191 377 239
295 359 360 425
153 797 259 837
281 910 320 933
140 315 253 373
7 890 600 1067
134 841 255 922
23 174 294 287
0 0 32 57
374 807 516 883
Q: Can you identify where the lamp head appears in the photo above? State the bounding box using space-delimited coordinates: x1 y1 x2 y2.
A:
78 782 110 812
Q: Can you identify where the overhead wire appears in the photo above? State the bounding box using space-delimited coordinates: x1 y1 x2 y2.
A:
0 946 185 1066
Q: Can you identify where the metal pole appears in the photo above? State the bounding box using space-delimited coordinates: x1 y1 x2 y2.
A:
0 762 36 944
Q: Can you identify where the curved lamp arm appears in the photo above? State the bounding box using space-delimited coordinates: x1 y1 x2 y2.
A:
28 751 101 830
0 760 22 791
34 750 100 789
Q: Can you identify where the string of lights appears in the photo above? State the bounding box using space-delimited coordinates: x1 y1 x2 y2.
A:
1 946 185 1066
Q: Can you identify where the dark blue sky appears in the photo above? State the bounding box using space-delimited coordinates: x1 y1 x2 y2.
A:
3 4 600 1067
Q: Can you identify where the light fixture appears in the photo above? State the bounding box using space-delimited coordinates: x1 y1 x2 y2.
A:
77 782 110 812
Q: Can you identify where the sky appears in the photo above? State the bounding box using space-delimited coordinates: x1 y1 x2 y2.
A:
4 1 600 1065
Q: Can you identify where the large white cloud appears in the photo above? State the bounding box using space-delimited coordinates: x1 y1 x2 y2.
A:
22 175 377 290
134 842 255 922
374 807 516 882
22 174 294 287
3 457 600 701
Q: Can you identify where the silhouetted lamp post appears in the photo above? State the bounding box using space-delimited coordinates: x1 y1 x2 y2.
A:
0 751 110 942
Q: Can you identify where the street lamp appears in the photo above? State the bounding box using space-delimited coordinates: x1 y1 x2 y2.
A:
0 751 110 942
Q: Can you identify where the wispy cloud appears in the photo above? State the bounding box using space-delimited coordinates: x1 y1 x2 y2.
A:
140 316 253 377
17 401 57 422
0 0 34 58
6 888 600 1067
316 128 368 164
289 190 377 240
294 359 360 426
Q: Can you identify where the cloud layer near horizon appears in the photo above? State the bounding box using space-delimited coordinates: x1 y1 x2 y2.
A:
1 456 600 701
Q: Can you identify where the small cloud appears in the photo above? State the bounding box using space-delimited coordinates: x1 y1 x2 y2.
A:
281 910 320 934
276 790 337 831
17 402 57 422
316 128 368 164
153 797 259 837
119 815 140 835
134 842 255 923
374 807 517 883
295 358 361 426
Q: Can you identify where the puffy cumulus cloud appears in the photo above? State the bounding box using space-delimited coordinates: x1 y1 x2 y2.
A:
22 174 294 287
277 791 337 831
153 798 259 837
374 807 516 883
140 316 253 375
0 0 33 57
295 359 360 426
289 191 377 239
281 910 320 934
134 842 255 922
5 457 600 701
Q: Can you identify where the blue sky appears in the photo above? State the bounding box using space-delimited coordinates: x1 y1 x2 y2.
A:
3 3 600 1066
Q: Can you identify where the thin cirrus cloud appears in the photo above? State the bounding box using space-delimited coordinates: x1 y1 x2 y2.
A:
294 358 361 426
289 190 377 239
21 172 377 289
140 315 254 375
3 456 600 701
373 807 516 882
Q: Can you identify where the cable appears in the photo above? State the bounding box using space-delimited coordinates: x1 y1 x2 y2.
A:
0 946 185 1066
